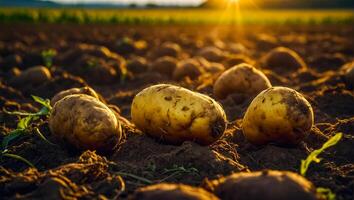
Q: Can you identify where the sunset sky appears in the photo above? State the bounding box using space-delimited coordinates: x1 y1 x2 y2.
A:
45 0 205 6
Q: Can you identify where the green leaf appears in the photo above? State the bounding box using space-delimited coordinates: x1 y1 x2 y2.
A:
317 187 336 200
17 116 33 129
2 153 35 168
301 132 343 176
1 129 26 149
31 95 52 110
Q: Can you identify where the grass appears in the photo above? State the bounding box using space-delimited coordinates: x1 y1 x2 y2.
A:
0 8 353 25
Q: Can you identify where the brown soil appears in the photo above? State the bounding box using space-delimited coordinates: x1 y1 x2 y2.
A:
0 24 353 200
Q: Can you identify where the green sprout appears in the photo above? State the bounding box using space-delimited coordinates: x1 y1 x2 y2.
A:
1 95 54 168
300 132 342 176
300 132 342 200
41 49 57 68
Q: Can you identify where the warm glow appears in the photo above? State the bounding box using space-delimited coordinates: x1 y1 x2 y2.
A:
229 0 240 3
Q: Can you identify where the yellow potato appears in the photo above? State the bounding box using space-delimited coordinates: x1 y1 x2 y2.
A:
204 170 317 200
50 86 101 106
261 47 306 74
242 87 314 145
12 66 51 85
49 94 122 151
131 84 227 145
213 63 271 100
173 59 203 80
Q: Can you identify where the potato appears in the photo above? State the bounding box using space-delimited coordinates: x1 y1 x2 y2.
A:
50 86 101 106
206 62 225 73
156 42 182 58
131 84 227 145
203 170 317 200
11 66 51 85
49 94 122 151
261 47 306 74
228 43 248 55
173 59 203 80
213 63 271 100
126 56 148 74
198 46 224 62
150 56 178 77
242 87 314 145
131 183 219 200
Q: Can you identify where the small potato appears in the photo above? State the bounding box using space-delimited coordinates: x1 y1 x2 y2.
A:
131 183 219 200
261 47 306 74
126 56 148 74
131 84 227 145
198 46 224 62
213 63 271 100
155 42 182 58
224 54 255 69
11 66 51 85
242 87 314 145
228 43 248 54
173 59 203 80
49 94 122 151
50 87 101 106
150 56 178 77
203 170 317 200
206 62 225 73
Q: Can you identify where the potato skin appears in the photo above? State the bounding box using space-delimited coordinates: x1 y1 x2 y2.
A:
173 59 203 80
242 87 314 145
131 84 227 145
131 183 219 200
213 63 271 100
203 170 317 200
49 94 122 151
261 47 306 74
12 66 51 85
50 86 100 106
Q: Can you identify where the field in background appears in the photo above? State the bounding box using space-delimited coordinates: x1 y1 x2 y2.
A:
0 8 353 25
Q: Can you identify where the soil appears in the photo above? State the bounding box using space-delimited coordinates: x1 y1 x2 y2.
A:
0 24 353 200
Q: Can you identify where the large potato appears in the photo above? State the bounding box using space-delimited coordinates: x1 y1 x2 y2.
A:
261 47 306 74
49 94 122 151
50 86 101 106
213 63 271 100
131 183 219 200
203 170 317 200
242 87 313 145
131 84 227 145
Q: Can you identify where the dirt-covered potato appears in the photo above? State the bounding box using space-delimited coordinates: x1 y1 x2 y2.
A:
242 87 314 145
213 63 271 100
155 42 182 58
228 43 248 55
131 84 227 145
203 170 317 200
49 94 122 151
131 183 219 200
126 56 148 74
11 65 51 85
224 54 255 69
173 59 203 80
261 47 306 74
50 87 101 106
198 46 225 62
150 56 178 77
206 62 225 73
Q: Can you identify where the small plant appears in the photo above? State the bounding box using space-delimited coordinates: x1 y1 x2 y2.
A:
300 132 343 200
41 49 57 68
300 132 342 176
1 95 54 167
158 165 199 182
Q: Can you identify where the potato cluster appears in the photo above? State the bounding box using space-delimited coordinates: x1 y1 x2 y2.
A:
242 87 314 145
131 84 227 145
